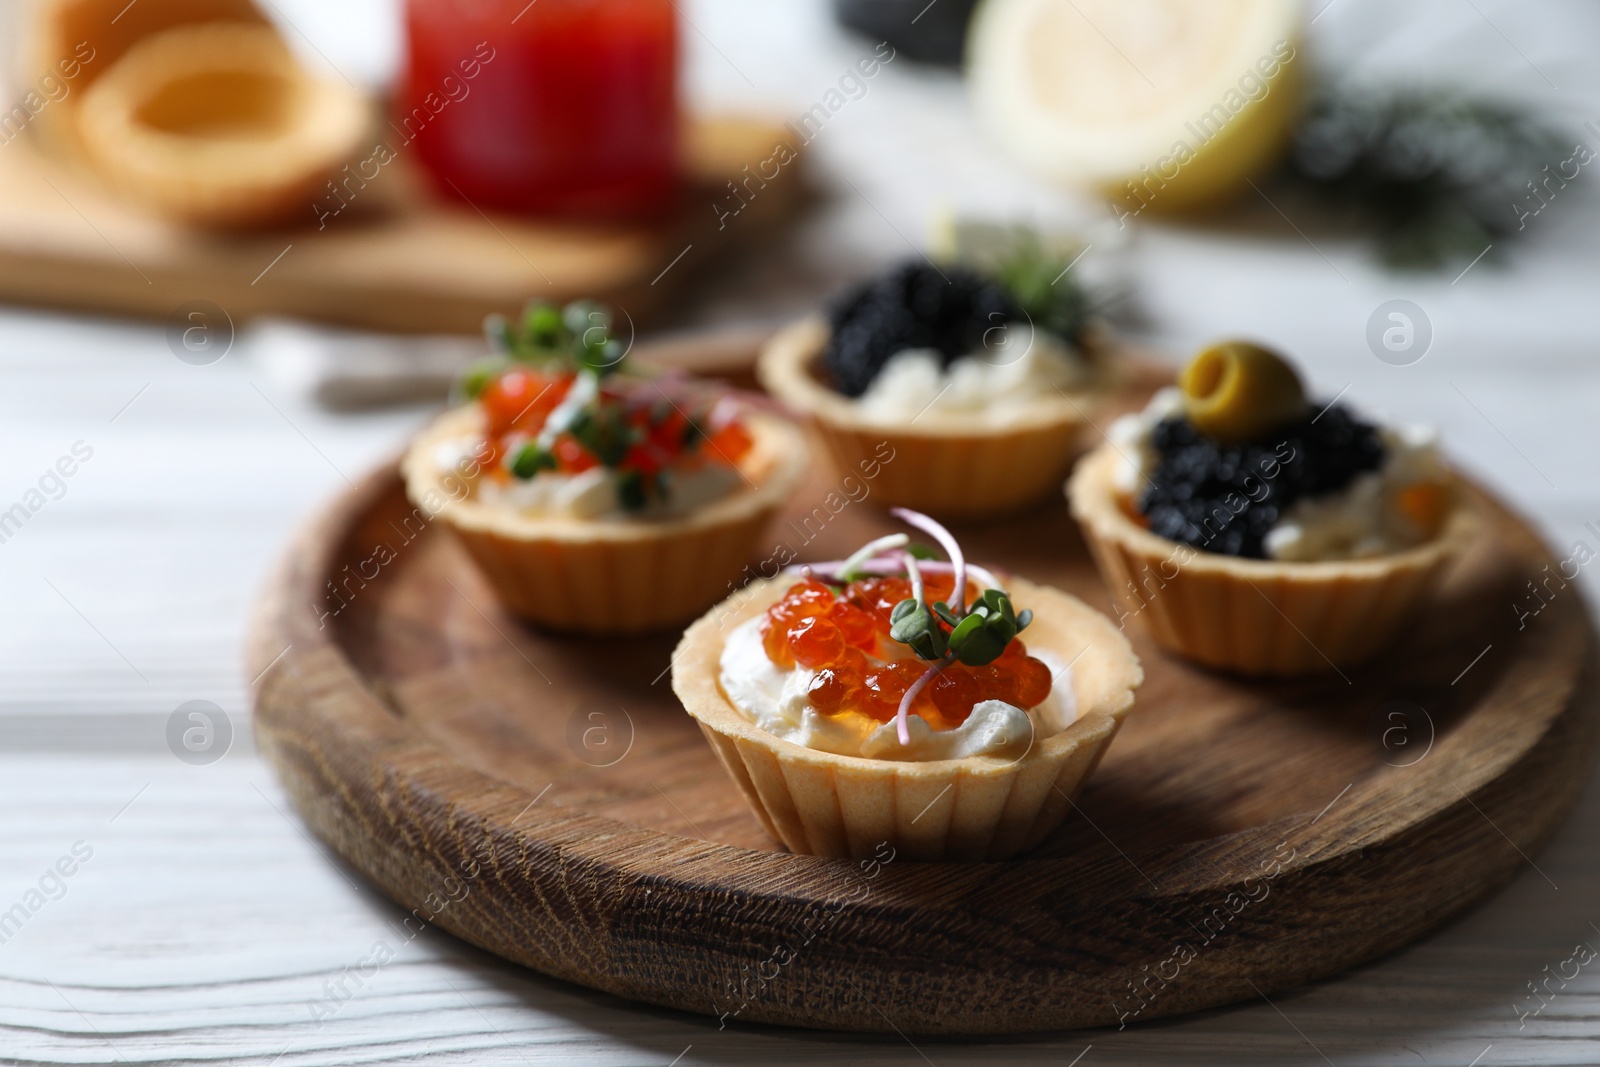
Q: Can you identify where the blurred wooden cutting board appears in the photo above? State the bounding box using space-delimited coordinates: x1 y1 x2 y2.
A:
0 115 803 333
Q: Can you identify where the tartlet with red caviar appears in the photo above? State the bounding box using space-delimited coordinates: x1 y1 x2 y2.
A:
1069 340 1475 676
402 301 808 634
673 509 1142 861
758 253 1116 517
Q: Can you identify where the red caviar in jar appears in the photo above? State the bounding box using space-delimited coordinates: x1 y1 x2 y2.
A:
402 0 679 218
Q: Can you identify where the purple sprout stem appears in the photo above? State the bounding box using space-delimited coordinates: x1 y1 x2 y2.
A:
890 508 967 616
787 558 1001 592
903 550 925 605
896 657 948 746
837 533 910 582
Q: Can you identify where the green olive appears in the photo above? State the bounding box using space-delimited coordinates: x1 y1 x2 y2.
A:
1179 341 1308 444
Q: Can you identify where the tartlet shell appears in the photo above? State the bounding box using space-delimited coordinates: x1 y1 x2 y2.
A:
756 317 1105 517
671 575 1143 861
1067 445 1477 677
73 22 370 229
23 0 272 155
402 404 809 635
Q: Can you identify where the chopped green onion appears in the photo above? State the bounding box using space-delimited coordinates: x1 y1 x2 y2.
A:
510 443 554 479
616 469 647 512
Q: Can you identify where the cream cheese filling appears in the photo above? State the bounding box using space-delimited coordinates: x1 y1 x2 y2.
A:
852 325 1090 427
434 438 742 521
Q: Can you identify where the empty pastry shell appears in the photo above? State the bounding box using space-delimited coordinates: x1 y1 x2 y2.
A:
23 0 273 153
73 22 368 229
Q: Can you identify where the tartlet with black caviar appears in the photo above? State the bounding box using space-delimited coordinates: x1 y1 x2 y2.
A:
673 509 1142 860
402 300 808 634
758 248 1115 516
1068 340 1475 676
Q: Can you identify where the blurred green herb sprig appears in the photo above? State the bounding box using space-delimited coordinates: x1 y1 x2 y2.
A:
1286 88 1576 269
457 299 627 401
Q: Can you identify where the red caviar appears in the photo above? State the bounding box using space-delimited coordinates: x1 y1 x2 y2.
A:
787 615 844 669
481 367 569 437
475 365 753 499
759 575 1051 728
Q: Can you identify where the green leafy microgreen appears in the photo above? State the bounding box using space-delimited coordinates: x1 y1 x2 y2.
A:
946 612 990 659
522 302 563 348
616 469 647 512
904 542 940 561
681 418 705 449
947 589 1031 666
477 298 628 377
510 443 555 480
993 238 1093 344
578 337 623 376
562 299 605 339
889 597 949 660
566 407 630 468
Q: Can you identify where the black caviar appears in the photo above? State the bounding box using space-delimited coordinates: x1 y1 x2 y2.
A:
822 261 1022 397
1139 404 1386 559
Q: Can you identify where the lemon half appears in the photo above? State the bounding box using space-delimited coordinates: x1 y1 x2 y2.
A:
968 0 1304 213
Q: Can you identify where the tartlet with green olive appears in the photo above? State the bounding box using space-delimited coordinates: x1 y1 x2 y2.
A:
1068 341 1475 676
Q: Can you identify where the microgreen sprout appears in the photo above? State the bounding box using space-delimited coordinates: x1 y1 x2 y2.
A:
839 534 910 582
805 509 1036 746
458 298 627 404
889 552 947 661
895 662 944 747
891 508 967 619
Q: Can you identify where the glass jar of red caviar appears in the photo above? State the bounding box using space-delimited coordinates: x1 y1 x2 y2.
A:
400 0 680 218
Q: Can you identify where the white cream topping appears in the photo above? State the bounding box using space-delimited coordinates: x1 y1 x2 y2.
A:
1264 424 1444 561
434 436 741 521
717 616 1078 762
1108 390 1448 562
853 326 1091 427
1107 386 1184 497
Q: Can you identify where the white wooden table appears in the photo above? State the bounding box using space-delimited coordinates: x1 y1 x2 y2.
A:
4 0 1600 1063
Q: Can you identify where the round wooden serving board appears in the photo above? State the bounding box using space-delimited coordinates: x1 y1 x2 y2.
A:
250 408 1597 1035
